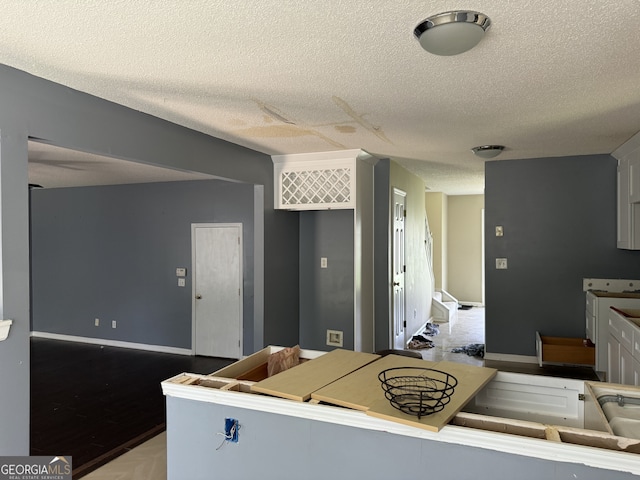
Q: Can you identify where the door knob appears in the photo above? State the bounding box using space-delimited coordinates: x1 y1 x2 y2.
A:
195 294 202 299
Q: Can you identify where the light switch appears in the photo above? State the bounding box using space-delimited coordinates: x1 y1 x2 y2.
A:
320 257 328 269
495 226 504 237
176 268 186 277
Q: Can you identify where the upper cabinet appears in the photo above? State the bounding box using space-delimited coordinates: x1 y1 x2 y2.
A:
614 132 640 250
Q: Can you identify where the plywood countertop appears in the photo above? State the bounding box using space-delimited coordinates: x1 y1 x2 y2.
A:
312 354 497 432
250 348 380 401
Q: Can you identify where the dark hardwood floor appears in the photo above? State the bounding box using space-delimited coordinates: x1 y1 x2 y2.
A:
30 337 234 478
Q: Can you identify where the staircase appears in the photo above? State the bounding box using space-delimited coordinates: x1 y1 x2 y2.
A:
432 289 458 332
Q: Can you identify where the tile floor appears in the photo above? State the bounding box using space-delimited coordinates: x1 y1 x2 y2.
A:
83 432 167 480
418 306 485 366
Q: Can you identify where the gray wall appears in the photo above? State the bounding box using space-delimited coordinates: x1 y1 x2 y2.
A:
166 396 637 480
485 154 640 356
30 179 255 351
299 210 354 351
0 63 299 454
374 159 391 351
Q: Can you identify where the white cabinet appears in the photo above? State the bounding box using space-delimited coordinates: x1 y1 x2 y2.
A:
608 307 640 385
615 146 640 249
621 345 635 385
586 291 640 373
607 332 620 384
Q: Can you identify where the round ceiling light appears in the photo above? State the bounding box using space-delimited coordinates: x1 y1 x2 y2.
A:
414 11 491 56
471 145 505 159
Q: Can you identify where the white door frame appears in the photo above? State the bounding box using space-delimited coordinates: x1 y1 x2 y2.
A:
392 188 407 350
191 222 243 357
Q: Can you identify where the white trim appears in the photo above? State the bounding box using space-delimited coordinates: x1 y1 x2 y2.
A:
483 352 538 364
30 331 192 355
582 277 640 293
162 380 640 476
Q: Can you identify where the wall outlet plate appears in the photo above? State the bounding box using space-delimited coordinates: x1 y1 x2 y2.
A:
496 258 508 269
326 329 343 347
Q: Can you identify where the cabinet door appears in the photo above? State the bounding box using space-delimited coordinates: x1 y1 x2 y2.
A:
634 357 640 387
585 312 595 344
621 345 634 385
607 333 620 384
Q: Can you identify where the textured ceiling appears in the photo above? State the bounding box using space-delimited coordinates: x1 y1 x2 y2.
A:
3 1 640 194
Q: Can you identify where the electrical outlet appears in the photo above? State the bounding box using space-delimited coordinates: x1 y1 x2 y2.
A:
178 278 186 287
326 329 343 347
94 318 100 327
496 258 508 269
112 320 117 329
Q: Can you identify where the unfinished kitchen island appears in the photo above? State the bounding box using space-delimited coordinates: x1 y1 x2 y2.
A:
162 347 640 480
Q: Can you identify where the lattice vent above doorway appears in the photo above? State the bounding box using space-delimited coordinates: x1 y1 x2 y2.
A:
280 167 352 207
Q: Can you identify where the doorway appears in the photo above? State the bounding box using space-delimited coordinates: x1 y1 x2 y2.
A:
192 223 243 359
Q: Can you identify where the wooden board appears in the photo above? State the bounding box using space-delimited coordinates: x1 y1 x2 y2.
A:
366 359 496 431
250 349 380 401
311 354 435 410
312 354 496 432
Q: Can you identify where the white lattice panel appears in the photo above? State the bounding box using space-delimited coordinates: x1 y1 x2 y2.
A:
273 152 362 210
280 167 352 207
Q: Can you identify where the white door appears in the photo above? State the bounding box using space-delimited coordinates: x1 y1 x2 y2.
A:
393 189 406 350
192 223 242 359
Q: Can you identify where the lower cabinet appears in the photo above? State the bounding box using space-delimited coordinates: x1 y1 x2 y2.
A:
620 344 635 386
608 308 640 386
607 333 620 384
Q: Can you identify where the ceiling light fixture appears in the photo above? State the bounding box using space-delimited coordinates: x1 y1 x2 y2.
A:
471 145 505 159
414 11 491 56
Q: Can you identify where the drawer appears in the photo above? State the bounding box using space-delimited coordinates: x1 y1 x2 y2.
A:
536 331 595 367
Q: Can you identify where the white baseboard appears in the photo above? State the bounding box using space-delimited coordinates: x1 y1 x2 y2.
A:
484 352 538 364
30 331 192 356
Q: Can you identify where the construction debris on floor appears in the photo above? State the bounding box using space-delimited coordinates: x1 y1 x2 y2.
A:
408 323 441 350
423 322 440 336
451 343 485 358
408 335 434 349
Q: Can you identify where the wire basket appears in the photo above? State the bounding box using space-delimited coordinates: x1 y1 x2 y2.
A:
378 367 458 419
